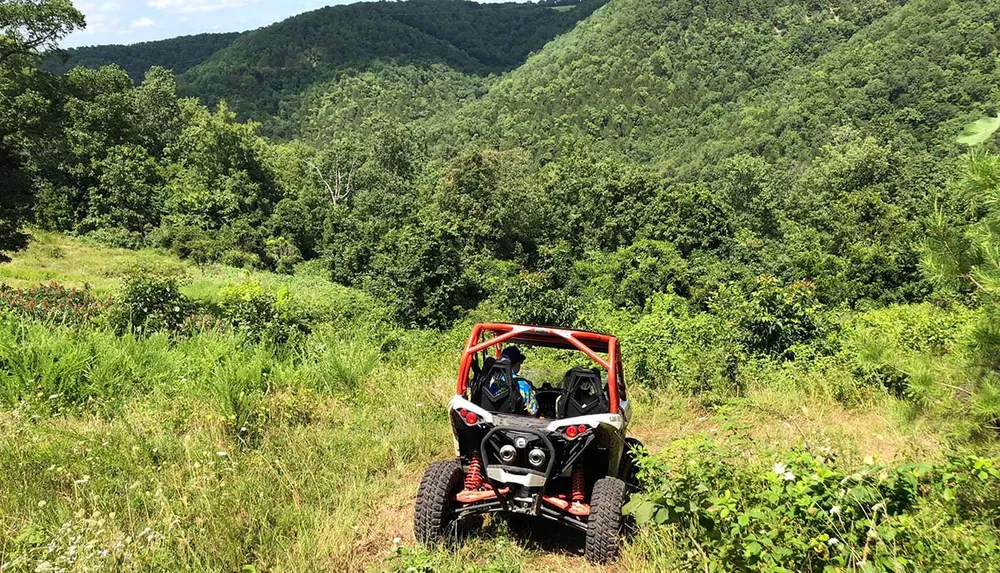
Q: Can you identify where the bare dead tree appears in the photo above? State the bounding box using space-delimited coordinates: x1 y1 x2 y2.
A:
304 154 356 206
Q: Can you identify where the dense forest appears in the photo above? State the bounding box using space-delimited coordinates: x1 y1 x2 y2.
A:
43 31 243 82
5 0 1000 351
44 0 607 135
4 0 1000 569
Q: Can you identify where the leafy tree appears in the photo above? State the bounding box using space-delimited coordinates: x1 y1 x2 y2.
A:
0 0 83 261
365 221 478 328
163 101 280 238
0 0 83 65
576 240 690 312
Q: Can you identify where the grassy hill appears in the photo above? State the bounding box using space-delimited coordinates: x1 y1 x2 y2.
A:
0 233 993 572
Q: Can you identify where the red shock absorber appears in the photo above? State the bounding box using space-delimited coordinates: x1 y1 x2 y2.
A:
571 464 586 503
465 455 484 490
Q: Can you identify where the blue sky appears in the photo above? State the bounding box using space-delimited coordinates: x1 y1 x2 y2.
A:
63 0 523 48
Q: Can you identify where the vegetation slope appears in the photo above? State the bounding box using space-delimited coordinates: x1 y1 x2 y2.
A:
4 0 1000 570
43 31 243 82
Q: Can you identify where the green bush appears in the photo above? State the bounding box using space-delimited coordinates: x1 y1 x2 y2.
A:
218 281 307 345
104 270 195 335
219 249 261 269
626 436 1000 572
488 268 579 327
617 294 741 395
264 236 303 274
713 276 831 357
86 227 147 250
576 239 690 311
149 224 222 265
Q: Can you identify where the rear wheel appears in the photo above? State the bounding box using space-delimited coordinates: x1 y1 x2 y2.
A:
585 476 628 563
414 459 464 547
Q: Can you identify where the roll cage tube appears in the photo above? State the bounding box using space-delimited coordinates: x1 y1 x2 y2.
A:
456 323 621 415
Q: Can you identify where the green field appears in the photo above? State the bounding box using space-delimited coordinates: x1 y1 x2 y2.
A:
0 235 997 572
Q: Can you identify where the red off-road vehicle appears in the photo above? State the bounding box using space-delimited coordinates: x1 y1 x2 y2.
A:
414 323 642 563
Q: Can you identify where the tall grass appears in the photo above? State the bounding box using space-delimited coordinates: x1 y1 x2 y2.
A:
0 316 457 571
2 236 999 572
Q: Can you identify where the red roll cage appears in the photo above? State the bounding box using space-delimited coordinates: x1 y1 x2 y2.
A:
457 323 623 414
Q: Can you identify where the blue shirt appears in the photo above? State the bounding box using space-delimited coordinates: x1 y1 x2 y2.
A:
487 374 538 415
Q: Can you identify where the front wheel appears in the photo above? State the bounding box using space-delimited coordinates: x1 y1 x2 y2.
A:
585 476 628 563
414 459 464 547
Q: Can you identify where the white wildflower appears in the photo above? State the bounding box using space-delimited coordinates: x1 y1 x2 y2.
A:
216 451 228 457
828 537 840 546
830 505 841 516
772 462 787 476
783 471 796 481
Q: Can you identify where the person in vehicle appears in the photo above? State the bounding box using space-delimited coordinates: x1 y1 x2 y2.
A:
494 346 538 416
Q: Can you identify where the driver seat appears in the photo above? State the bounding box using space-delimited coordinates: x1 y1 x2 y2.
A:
471 358 523 414
556 367 609 418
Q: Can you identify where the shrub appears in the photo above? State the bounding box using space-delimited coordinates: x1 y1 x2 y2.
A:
104 271 195 335
625 436 1000 572
712 276 831 357
489 267 579 327
618 294 741 395
292 258 330 279
87 227 146 250
264 236 303 274
218 281 307 344
220 249 261 269
576 239 690 311
0 282 104 327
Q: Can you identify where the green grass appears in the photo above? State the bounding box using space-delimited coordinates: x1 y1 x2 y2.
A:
0 235 996 572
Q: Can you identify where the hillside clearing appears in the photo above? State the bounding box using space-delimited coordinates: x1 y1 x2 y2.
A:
1 236 990 572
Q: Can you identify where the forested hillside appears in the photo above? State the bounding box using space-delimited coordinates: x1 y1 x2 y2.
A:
43 31 243 81
183 0 606 132
7 0 1000 331
4 0 1000 570
43 0 607 135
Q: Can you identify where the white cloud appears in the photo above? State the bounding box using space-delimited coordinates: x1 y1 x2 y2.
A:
131 17 156 28
77 1 121 14
146 0 261 13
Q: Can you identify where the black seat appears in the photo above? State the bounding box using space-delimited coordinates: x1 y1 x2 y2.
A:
556 367 609 418
471 358 523 414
